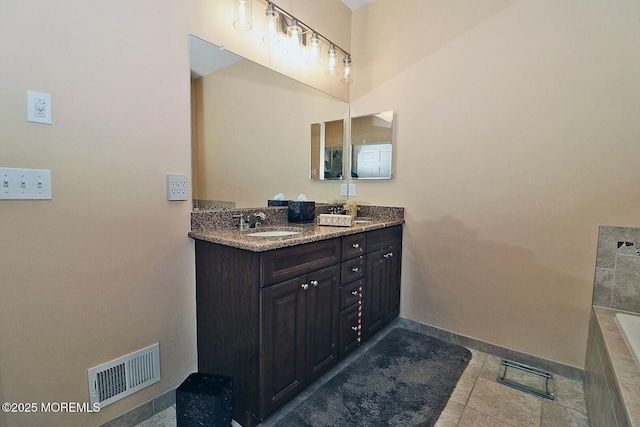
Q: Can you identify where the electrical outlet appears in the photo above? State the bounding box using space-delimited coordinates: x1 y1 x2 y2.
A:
348 183 356 197
340 184 348 196
0 167 52 200
166 175 187 201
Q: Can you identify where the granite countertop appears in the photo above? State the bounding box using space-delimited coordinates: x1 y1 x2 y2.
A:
188 205 405 252
188 218 404 252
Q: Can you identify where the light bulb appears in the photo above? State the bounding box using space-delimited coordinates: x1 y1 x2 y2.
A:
307 32 321 66
287 19 303 57
326 44 337 75
233 0 252 31
341 54 353 84
263 3 279 44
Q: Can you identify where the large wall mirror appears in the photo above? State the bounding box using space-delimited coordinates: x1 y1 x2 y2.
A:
189 35 349 209
350 111 394 180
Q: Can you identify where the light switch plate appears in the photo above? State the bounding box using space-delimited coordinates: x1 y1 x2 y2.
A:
166 174 187 201
340 184 348 196
0 167 52 200
348 183 356 197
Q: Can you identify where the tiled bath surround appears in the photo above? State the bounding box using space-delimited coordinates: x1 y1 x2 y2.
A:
586 225 640 426
593 226 640 311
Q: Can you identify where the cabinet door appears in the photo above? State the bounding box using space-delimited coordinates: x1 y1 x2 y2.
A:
261 275 307 416
364 249 386 339
385 245 402 322
340 300 362 358
305 265 340 383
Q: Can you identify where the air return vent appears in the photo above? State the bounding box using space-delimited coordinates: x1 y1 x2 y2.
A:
87 343 160 408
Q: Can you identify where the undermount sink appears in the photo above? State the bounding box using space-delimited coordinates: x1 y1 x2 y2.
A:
246 230 301 237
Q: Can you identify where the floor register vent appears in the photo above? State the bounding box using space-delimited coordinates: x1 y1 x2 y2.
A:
87 343 161 407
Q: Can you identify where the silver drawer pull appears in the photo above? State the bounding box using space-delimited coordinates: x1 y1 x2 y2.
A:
310 280 319 287
351 290 359 296
351 267 359 272
301 283 309 290
352 243 360 249
351 326 358 331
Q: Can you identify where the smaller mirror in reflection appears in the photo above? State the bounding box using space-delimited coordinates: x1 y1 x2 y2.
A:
350 111 394 179
310 119 345 180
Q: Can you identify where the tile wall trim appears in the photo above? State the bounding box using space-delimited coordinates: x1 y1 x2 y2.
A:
396 317 585 381
99 389 175 427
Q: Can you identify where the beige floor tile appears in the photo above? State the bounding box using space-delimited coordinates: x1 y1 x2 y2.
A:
434 400 465 427
450 361 482 405
541 400 588 427
552 375 587 413
466 378 542 427
479 355 502 381
137 406 176 427
458 407 515 427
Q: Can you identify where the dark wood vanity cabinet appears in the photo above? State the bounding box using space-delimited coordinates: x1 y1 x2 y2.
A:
364 226 403 339
261 263 340 416
194 225 402 426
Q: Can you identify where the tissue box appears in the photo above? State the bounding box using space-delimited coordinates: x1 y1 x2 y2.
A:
318 214 353 227
268 199 291 207
288 201 315 223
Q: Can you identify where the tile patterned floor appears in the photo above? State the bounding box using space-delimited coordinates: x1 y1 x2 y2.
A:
137 346 589 427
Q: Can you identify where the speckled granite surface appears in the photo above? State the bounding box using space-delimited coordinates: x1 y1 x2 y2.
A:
189 205 404 252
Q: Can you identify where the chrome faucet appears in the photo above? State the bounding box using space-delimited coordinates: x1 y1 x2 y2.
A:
233 212 267 229
249 212 267 228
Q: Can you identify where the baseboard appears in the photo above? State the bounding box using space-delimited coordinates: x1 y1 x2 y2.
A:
394 317 584 381
99 389 175 427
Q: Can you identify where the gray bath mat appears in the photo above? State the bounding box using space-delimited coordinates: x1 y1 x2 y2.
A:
274 328 471 427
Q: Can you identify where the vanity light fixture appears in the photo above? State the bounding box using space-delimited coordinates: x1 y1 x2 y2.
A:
233 0 252 31
326 44 338 75
263 2 279 45
232 0 352 81
341 54 353 84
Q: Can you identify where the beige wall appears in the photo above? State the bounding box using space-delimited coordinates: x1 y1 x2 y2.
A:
0 1 350 426
350 0 640 368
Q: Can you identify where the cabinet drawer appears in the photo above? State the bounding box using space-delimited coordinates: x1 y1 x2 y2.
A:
261 239 341 286
341 233 366 260
340 278 364 310
366 225 402 253
341 256 365 285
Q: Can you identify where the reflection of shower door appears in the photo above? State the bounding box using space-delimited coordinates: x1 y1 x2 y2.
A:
355 143 392 178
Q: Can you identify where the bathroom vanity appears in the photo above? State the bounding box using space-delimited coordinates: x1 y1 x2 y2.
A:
189 208 403 426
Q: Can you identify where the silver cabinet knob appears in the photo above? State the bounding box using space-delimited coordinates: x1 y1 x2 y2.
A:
301 283 309 290
351 267 359 272
351 290 359 296
352 243 360 249
351 326 358 331
310 280 319 287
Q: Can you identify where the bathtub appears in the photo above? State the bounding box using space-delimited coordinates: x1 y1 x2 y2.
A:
616 312 640 368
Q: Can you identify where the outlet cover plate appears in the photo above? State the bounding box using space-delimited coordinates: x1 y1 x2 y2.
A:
166 174 187 201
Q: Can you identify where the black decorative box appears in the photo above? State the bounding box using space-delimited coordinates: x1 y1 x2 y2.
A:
176 373 233 427
288 201 315 223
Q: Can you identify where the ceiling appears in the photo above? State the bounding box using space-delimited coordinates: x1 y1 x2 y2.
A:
340 0 376 10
